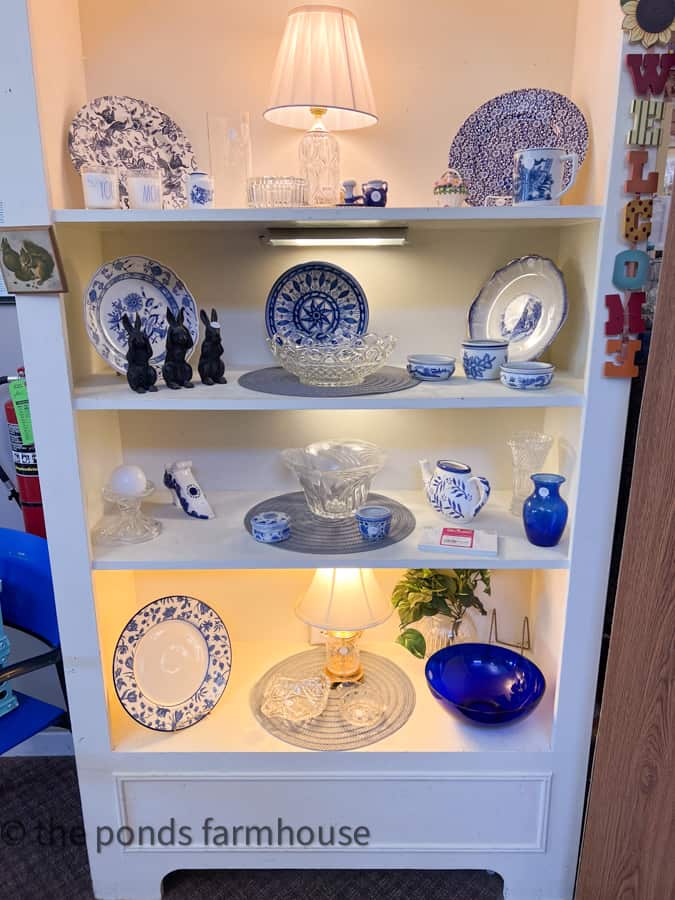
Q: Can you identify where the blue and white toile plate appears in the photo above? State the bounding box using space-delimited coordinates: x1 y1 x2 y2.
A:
113 595 232 732
84 255 198 373
265 261 369 343
468 256 567 362
68 95 197 208
449 89 588 207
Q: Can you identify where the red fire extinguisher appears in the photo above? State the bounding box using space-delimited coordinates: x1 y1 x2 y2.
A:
2 370 46 538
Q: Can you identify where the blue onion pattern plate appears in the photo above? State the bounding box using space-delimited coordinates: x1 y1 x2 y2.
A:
449 89 588 206
113 595 232 732
84 255 198 373
468 256 567 362
68 95 197 208
265 262 369 343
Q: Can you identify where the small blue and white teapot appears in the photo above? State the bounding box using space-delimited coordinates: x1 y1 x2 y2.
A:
419 459 491 522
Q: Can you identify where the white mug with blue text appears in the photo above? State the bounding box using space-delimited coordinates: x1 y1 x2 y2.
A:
512 147 578 206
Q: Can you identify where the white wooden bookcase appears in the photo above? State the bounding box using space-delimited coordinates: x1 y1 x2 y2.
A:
1 1 640 898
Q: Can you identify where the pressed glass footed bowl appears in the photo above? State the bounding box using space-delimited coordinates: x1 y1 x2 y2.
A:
282 439 386 519
267 332 397 387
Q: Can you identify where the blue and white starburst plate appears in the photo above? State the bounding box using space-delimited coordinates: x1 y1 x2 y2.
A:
113 595 232 733
468 256 567 362
84 255 199 373
265 262 369 343
449 89 588 207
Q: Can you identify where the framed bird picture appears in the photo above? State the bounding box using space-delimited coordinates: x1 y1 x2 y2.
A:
0 226 67 293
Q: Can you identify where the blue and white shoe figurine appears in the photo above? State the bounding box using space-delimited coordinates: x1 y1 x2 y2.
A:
163 460 215 519
250 511 291 543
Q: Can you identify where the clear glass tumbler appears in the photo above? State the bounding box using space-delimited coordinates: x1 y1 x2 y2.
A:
507 431 554 516
207 112 252 208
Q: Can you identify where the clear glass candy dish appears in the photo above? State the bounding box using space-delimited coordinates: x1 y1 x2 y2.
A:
267 332 397 387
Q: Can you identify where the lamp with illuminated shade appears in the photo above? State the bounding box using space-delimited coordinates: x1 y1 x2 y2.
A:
295 568 391 684
264 5 377 206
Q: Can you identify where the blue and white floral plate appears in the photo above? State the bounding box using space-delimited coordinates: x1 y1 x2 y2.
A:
68 95 197 208
113 595 232 732
84 255 199 373
448 89 588 206
265 261 369 343
468 256 567 362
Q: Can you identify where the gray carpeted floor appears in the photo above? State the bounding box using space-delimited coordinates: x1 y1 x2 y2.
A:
0 757 504 900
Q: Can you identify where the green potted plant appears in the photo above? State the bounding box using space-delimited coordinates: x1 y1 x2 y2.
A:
391 568 490 658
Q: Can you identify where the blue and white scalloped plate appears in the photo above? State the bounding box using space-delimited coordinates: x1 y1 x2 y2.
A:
265 261 369 343
468 256 567 362
84 255 199 373
113 595 232 732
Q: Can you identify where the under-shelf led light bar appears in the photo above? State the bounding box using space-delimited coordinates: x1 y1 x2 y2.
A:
263 227 408 247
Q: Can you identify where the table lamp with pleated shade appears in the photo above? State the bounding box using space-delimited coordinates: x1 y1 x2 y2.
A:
295 568 391 683
264 5 378 206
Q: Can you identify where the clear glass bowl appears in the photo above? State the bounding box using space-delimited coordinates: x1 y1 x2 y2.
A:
282 439 386 519
246 176 307 207
260 674 330 724
268 332 397 387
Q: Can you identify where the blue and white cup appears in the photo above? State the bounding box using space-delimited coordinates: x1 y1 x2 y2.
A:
512 148 578 206
251 511 291 543
462 339 508 380
362 180 388 207
188 172 215 209
355 505 392 542
407 355 456 381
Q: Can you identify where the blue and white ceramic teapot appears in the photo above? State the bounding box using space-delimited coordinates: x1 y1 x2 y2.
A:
419 459 491 522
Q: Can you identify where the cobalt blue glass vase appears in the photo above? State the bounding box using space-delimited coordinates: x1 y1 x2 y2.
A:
523 473 568 547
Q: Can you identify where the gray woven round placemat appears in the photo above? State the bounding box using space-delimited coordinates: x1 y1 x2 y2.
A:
251 648 416 751
244 491 415 554
238 366 420 397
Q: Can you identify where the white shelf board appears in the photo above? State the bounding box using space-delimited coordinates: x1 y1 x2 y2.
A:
53 204 603 231
73 370 585 411
109 639 553 754
91 489 569 571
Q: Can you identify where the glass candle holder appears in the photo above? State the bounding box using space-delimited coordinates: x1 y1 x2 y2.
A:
93 483 161 544
81 165 120 209
507 430 554 516
126 169 163 209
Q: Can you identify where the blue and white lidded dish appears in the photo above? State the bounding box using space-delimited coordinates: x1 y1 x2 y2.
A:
500 361 555 390
251 511 291 543
354 505 392 542
188 172 215 209
407 355 456 381
461 339 508 381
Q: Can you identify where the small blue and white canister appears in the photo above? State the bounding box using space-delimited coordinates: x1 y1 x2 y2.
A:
251 511 291 543
461 339 508 381
188 172 215 209
354 505 392 542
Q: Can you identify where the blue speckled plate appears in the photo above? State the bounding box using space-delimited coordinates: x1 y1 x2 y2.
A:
449 89 588 207
84 255 198 373
113 595 232 732
468 256 567 362
265 261 369 343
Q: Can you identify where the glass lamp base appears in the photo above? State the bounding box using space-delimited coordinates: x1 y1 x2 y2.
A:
299 125 340 206
324 630 364 684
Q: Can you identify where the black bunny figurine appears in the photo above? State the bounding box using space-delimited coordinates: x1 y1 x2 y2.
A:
198 308 227 386
122 313 158 394
162 308 194 389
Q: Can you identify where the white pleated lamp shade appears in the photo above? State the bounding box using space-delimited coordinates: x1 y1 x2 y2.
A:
264 5 377 131
296 568 391 631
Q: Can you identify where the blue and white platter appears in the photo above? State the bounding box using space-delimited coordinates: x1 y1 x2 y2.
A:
265 262 369 343
113 595 232 732
84 255 199 373
468 256 567 362
68 95 197 208
449 89 588 207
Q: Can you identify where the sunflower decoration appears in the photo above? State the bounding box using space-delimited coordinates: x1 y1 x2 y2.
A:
621 0 675 48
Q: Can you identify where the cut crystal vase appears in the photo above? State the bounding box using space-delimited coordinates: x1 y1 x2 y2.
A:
507 431 554 516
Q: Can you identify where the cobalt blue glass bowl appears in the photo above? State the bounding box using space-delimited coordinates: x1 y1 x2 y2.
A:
424 643 546 725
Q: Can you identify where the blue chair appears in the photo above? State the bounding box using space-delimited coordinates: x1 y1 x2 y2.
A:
0 528 69 754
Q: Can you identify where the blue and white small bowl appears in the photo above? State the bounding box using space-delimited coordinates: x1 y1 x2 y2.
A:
251 511 291 543
407 355 456 381
500 362 555 391
354 505 392 542
461 339 509 381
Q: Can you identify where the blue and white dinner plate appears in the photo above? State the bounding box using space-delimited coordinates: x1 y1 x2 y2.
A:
468 256 567 362
84 255 199 373
68 95 197 208
113 595 232 732
449 89 588 207
265 261 369 343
